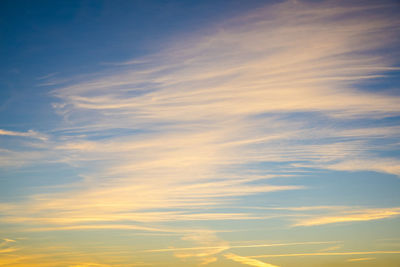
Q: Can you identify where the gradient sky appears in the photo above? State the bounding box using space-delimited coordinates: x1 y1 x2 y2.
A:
1 0 400 266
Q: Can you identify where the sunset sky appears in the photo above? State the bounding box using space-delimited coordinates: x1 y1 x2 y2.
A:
1 0 400 266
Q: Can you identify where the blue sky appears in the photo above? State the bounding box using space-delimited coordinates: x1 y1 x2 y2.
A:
1 1 400 266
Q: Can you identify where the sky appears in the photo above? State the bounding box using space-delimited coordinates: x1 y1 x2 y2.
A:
1 0 400 266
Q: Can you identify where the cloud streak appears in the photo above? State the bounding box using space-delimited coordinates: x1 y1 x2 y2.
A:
144 241 339 253
293 208 400 226
225 253 280 267
250 251 400 258
347 257 376 262
0 129 47 141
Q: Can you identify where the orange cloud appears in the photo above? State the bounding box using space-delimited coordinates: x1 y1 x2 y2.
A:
225 253 280 267
293 208 400 226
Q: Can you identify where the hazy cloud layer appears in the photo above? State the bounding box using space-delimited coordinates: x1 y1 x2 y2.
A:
1 1 400 266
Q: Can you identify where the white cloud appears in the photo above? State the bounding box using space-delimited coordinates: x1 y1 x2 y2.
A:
0 129 47 141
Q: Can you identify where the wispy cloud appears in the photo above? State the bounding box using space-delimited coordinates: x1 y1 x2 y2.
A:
319 245 342 252
0 247 18 253
0 129 47 141
0 0 399 256
251 250 400 258
293 207 400 226
0 238 19 256
347 257 376 262
171 230 229 265
36 72 58 80
144 241 339 253
225 253 280 267
68 264 113 267
0 238 16 245
147 239 339 265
